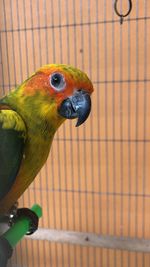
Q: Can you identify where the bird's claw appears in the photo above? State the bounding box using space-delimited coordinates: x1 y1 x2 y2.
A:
8 202 18 227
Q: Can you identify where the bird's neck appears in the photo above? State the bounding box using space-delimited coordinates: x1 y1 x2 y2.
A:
2 87 65 140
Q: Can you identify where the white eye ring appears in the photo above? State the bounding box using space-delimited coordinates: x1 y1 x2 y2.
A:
50 72 66 92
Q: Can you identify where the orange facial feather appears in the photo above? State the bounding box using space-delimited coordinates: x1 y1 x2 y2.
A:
22 64 94 106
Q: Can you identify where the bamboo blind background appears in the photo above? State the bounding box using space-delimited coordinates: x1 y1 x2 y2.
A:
0 0 150 266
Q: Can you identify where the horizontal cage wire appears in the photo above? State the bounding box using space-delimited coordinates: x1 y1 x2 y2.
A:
0 0 150 267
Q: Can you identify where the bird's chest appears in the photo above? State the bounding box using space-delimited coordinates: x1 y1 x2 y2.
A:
18 133 52 189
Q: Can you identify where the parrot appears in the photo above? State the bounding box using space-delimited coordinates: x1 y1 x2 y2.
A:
0 64 93 231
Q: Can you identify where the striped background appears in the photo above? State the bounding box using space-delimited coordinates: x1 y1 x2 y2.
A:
0 1 150 266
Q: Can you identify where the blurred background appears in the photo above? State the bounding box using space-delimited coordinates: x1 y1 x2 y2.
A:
0 0 150 266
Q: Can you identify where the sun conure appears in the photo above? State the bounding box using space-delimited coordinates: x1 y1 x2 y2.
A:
0 64 93 216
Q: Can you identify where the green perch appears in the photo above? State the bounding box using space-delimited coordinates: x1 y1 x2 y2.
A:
0 204 42 267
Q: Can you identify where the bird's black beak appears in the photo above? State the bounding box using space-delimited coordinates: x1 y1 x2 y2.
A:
58 90 91 127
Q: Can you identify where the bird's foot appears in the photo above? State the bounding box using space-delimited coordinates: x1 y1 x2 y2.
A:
8 202 19 227
8 204 39 235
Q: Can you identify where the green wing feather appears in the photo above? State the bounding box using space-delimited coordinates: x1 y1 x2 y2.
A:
0 108 26 200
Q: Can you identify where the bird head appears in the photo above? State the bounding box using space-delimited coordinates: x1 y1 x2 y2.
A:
7 64 94 131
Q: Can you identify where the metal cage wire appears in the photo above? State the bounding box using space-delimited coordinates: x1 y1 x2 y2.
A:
0 0 150 267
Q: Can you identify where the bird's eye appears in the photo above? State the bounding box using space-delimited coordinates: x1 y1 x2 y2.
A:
50 73 66 91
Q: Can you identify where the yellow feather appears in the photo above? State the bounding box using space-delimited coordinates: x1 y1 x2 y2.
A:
0 110 26 135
